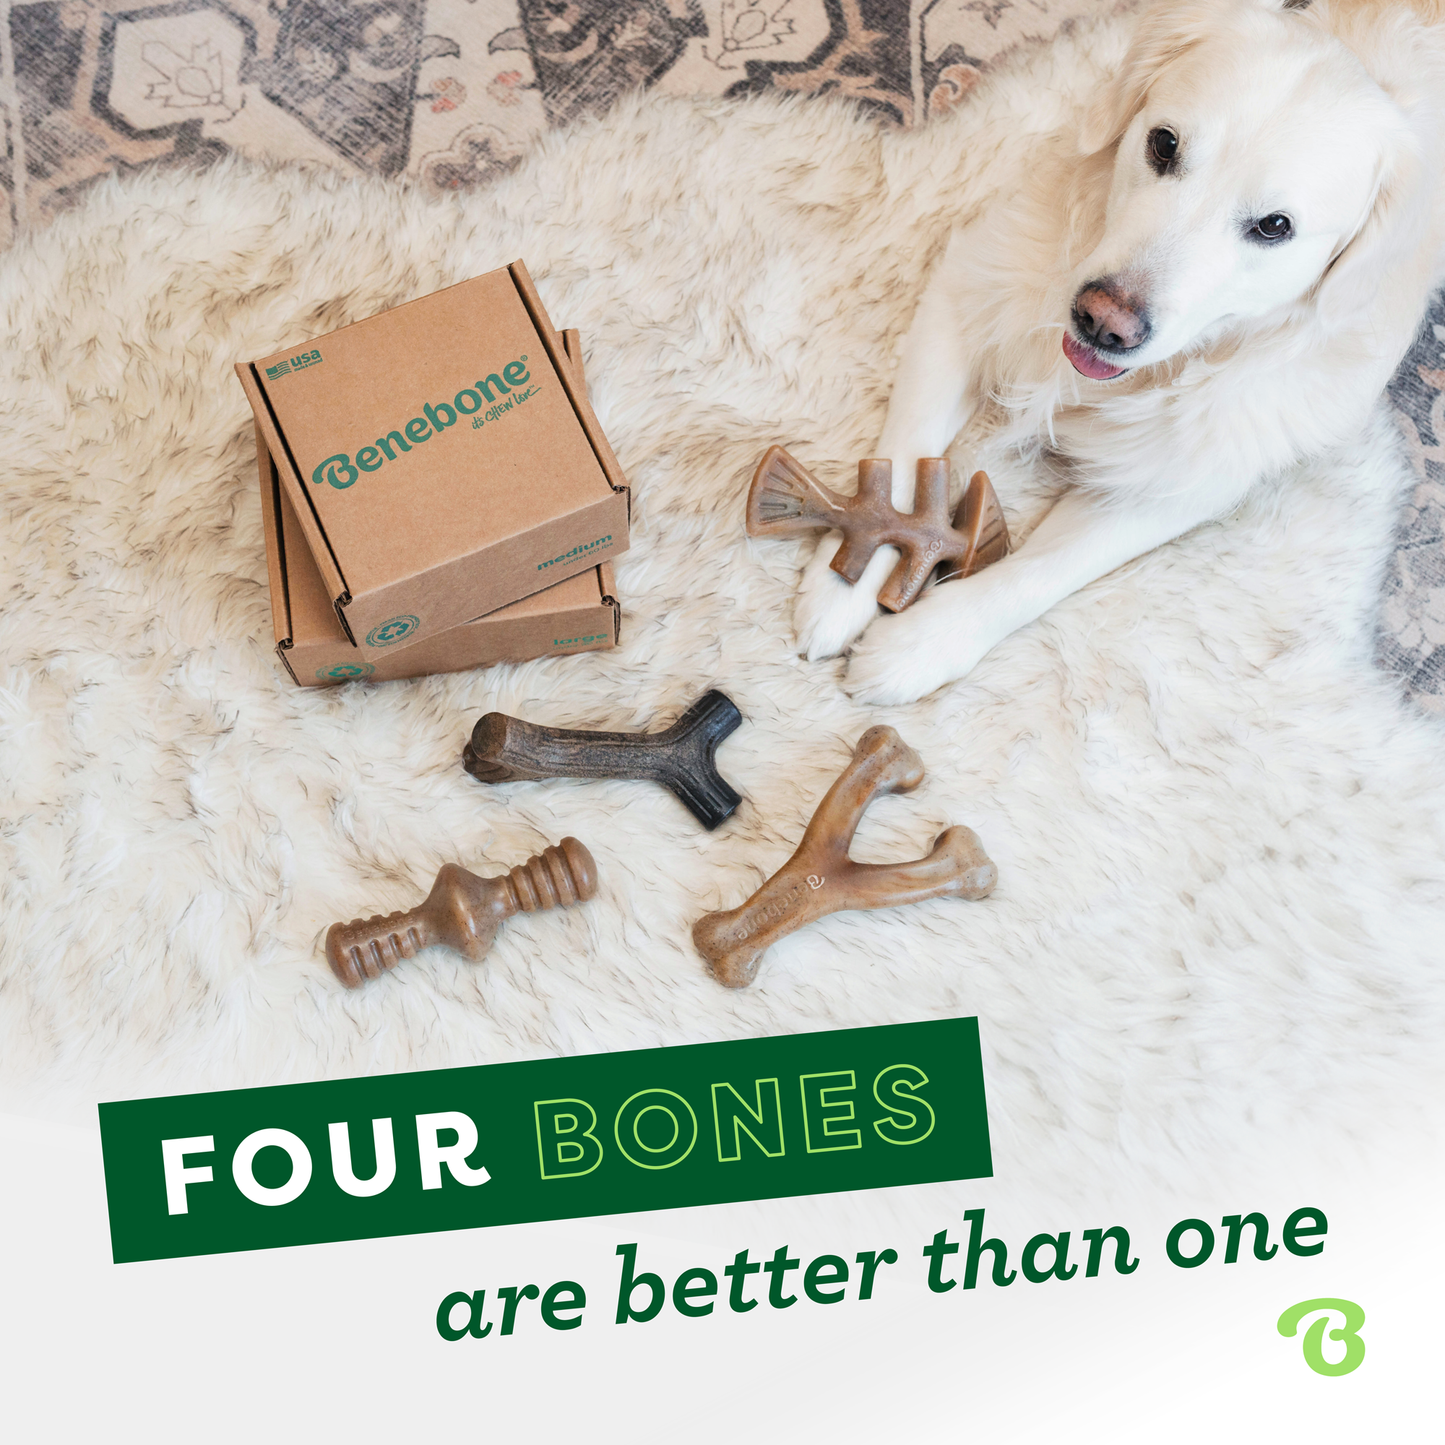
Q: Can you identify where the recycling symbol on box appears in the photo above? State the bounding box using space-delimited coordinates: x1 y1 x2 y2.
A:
365 615 420 648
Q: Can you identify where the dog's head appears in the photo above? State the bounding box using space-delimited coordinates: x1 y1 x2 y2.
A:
1064 0 1425 380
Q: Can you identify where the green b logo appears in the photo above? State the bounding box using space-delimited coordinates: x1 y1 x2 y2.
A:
365 615 420 648
1277 1298 1366 1377
316 663 375 682
312 453 359 489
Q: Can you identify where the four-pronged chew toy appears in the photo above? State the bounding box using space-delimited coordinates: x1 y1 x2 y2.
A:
745 446 1011 611
692 727 997 987
464 690 744 830
326 838 598 988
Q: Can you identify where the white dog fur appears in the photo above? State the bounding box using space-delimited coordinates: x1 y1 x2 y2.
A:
798 0 1445 704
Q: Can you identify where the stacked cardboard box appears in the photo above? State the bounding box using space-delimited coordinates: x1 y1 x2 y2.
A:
236 264 630 687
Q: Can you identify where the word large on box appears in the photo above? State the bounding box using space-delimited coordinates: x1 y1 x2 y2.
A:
99 1020 992 1263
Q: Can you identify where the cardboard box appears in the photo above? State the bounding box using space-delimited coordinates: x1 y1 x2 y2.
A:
258 428 620 687
236 261 630 652
256 325 621 688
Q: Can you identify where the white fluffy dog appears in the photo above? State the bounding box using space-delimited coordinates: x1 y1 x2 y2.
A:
798 0 1445 704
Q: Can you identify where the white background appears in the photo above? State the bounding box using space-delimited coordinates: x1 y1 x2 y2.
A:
1 1110 1434 1441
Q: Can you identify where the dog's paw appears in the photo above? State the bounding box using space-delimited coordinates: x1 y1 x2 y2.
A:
843 597 992 705
793 543 885 661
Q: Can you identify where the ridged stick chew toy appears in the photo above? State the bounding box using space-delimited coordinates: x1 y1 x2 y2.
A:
745 446 1010 610
464 690 744 830
692 727 997 987
326 838 598 988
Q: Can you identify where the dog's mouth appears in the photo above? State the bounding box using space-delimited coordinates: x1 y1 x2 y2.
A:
1062 333 1127 381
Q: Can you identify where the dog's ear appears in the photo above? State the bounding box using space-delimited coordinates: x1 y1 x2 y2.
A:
1313 117 1424 327
1078 0 1221 154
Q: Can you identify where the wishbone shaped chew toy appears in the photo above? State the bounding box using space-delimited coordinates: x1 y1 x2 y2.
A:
746 445 1011 611
326 838 598 988
692 727 997 987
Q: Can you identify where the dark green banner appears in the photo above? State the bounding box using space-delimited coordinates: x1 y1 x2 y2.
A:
99 1019 991 1263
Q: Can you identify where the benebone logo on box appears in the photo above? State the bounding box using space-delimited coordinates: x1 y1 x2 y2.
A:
235 261 630 651
308 356 537 491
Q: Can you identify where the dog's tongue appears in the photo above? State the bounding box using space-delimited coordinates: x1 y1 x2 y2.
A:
1062 333 1126 380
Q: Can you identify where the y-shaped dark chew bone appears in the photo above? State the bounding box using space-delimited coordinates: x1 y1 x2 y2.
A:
326 837 597 988
464 690 743 830
746 446 1010 610
692 727 997 987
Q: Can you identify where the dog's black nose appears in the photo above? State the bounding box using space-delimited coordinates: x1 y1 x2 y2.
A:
1073 284 1150 351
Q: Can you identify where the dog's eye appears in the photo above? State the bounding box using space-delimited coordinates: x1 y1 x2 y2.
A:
1147 127 1179 173
1250 213 1294 242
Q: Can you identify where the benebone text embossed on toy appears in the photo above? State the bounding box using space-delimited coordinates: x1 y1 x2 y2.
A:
326 838 597 988
464 690 744 830
692 727 997 987
746 446 1010 610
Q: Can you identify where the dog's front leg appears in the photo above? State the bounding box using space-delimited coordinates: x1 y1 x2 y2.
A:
793 259 973 660
844 481 1242 704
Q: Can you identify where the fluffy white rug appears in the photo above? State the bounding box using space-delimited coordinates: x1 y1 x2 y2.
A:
1 14 1441 1200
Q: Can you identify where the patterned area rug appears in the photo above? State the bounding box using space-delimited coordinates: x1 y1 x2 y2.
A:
1 0 1443 707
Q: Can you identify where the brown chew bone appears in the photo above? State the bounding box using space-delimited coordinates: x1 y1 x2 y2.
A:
746 446 1010 611
692 727 997 987
326 838 597 988
465 691 743 831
